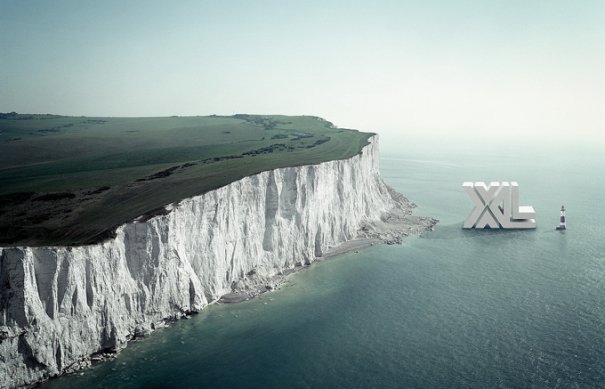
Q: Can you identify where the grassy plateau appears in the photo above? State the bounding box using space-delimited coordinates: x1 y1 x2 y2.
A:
0 113 373 246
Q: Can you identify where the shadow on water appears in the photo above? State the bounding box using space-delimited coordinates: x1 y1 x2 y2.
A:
424 222 538 242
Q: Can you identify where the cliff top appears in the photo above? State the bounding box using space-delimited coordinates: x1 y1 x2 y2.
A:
0 114 373 246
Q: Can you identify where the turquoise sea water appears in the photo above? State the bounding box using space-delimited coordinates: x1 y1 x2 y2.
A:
43 137 605 388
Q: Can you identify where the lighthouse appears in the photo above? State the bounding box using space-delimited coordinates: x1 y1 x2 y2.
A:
556 205 566 230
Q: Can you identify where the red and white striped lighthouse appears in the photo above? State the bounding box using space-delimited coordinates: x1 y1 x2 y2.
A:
556 205 566 230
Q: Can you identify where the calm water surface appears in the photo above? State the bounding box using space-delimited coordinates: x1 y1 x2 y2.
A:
44 137 605 388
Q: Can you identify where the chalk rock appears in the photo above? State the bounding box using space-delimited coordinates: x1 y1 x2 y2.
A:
0 135 432 388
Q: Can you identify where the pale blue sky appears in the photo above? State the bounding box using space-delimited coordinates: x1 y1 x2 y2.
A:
1 1 603 142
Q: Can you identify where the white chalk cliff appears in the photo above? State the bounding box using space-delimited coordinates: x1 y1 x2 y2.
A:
0 136 434 388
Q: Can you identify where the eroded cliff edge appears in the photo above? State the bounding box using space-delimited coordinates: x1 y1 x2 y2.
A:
0 135 436 388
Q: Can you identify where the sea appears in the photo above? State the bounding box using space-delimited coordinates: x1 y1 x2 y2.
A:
42 133 605 388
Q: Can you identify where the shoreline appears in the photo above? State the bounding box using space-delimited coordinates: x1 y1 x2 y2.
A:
0 136 437 388
47 233 421 386
219 199 437 304
40 209 437 386
217 238 383 304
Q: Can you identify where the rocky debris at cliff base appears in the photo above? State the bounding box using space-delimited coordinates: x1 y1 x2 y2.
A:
222 205 438 304
222 270 291 303
219 293 249 303
322 238 382 258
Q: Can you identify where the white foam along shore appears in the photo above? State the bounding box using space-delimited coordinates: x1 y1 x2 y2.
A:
0 135 436 388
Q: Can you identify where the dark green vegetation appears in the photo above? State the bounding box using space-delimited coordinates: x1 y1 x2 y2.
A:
0 113 372 246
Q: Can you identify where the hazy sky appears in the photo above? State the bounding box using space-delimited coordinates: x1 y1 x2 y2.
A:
1 1 603 142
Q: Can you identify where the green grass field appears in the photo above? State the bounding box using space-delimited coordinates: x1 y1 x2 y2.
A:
0 113 373 246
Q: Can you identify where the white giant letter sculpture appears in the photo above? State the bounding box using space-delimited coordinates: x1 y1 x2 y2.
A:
463 181 536 229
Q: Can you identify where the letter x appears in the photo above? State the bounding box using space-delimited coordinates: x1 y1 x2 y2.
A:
463 182 509 228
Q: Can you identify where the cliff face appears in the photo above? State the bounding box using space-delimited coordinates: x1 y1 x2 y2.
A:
0 136 429 388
